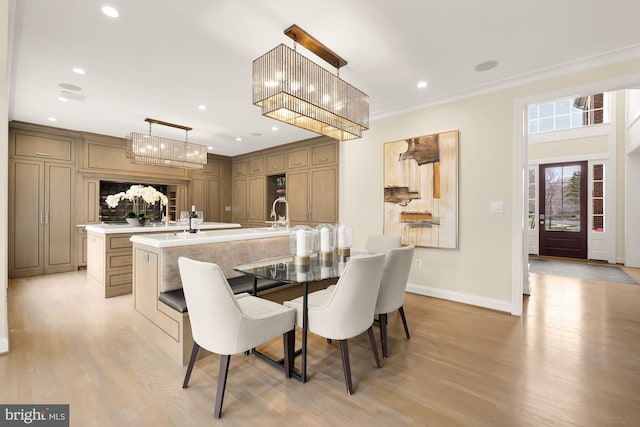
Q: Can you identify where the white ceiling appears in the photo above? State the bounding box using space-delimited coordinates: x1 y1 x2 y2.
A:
8 0 640 156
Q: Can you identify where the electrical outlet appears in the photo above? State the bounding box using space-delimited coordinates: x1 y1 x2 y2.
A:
415 259 422 269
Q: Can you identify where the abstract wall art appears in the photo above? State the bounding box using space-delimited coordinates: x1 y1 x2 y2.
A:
383 130 459 248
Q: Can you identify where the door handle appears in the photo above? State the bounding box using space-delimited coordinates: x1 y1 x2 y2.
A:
539 212 544 225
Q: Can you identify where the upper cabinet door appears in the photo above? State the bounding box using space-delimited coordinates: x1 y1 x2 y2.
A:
11 131 74 162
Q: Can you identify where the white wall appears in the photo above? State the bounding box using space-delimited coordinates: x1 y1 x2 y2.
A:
340 58 640 314
625 90 640 267
1 0 10 353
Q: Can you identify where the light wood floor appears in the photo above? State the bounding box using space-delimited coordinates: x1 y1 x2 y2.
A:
2 267 640 426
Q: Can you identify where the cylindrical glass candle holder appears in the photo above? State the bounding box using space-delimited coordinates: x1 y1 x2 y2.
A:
289 225 315 265
335 222 353 259
315 223 336 262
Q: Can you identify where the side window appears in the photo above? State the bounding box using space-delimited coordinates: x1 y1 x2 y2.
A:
592 164 605 232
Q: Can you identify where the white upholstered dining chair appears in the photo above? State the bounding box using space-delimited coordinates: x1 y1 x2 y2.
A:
365 234 402 254
283 253 386 395
178 257 296 418
375 245 415 358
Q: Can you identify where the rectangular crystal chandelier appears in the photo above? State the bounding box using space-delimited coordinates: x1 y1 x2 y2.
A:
252 27 369 141
125 118 207 169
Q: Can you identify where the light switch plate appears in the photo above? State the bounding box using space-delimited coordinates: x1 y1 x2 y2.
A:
491 201 504 213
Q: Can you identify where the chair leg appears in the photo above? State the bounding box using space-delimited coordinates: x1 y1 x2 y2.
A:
182 342 200 388
283 329 295 378
399 306 411 339
367 326 381 368
214 354 231 419
338 340 354 395
379 313 388 358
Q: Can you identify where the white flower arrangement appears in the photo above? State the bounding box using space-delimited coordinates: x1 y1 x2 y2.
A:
105 184 168 219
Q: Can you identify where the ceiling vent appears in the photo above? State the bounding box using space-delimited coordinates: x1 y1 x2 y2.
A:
59 90 86 102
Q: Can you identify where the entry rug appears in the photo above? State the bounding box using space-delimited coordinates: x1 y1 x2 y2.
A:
529 259 638 285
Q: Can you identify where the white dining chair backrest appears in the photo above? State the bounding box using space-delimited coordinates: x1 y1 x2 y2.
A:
365 234 402 254
375 245 415 315
178 257 248 355
308 253 386 340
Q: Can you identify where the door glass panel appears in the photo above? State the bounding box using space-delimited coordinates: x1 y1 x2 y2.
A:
544 165 581 232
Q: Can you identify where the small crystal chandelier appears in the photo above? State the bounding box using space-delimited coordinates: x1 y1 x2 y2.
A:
252 25 369 141
125 118 208 169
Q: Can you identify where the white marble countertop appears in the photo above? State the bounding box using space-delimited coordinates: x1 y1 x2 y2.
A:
130 227 291 248
85 222 241 235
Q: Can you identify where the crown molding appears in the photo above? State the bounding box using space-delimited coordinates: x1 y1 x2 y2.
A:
372 44 640 121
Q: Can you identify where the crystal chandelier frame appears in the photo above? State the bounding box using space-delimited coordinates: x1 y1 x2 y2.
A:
252 25 369 141
125 118 207 169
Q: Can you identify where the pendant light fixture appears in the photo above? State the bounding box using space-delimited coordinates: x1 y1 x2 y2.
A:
252 25 369 141
125 118 208 169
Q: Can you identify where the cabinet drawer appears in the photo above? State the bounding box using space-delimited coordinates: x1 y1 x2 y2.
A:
287 148 309 169
266 153 285 174
107 253 132 269
107 271 132 287
248 157 265 174
14 132 73 161
311 142 337 166
108 235 133 250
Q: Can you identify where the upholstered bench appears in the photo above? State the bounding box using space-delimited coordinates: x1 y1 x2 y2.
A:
159 275 285 313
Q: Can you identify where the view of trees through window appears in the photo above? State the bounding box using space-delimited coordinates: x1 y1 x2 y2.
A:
544 165 581 232
529 93 608 134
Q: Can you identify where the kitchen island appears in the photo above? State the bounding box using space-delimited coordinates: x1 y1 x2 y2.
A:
86 222 241 298
130 227 291 365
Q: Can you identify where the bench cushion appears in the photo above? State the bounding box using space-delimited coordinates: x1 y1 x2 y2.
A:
159 275 285 313
159 289 188 313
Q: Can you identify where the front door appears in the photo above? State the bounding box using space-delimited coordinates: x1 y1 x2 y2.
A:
539 161 587 259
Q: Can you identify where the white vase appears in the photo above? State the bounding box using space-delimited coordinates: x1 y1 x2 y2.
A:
126 217 142 226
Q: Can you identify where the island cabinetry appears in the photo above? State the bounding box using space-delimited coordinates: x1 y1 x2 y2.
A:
8 126 77 278
87 232 134 298
86 222 241 298
131 229 291 365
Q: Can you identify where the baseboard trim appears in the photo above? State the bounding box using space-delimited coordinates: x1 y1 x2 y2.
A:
0 337 8 354
406 282 512 313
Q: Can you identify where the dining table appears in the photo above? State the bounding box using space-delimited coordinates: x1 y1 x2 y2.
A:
234 252 361 382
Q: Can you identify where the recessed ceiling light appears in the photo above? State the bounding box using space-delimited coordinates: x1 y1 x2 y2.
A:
48 117 57 122
208 146 213 150
272 126 278 131
235 137 242 142
198 104 207 110
101 6 119 18
417 81 428 89
58 96 69 102
474 60 498 72
72 67 86 75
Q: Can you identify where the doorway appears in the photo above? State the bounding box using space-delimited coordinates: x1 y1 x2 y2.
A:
538 161 588 259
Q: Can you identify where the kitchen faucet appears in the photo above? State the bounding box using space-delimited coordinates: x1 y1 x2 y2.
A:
269 196 289 229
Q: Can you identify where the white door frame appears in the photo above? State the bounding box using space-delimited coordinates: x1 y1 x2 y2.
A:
511 72 640 316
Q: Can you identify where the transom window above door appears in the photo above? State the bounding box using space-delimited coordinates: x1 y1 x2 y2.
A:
528 92 610 134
